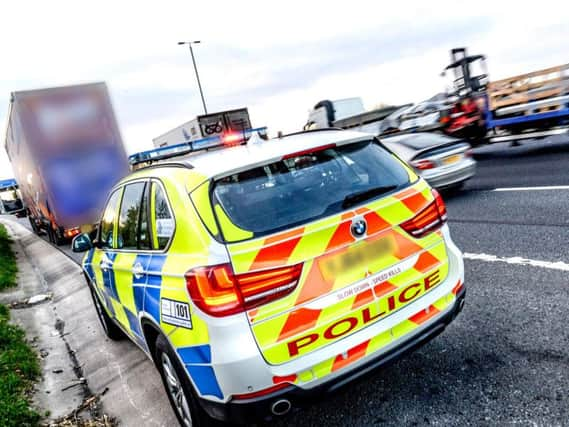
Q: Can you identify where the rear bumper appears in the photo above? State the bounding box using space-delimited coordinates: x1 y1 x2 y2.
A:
421 159 476 189
199 287 466 424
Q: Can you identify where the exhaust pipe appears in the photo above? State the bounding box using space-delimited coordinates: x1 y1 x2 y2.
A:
271 399 292 416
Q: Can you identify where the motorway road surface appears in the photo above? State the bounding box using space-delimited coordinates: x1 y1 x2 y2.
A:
10 137 569 426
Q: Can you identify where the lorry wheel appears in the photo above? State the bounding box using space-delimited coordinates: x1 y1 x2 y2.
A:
47 227 55 244
155 335 222 427
89 285 124 341
48 225 65 246
28 216 40 235
54 227 66 246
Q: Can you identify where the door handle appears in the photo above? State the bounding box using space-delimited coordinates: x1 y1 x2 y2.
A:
132 262 144 279
100 255 112 271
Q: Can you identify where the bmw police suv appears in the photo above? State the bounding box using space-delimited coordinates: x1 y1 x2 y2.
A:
73 128 466 426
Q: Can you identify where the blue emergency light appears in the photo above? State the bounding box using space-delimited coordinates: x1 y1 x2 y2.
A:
0 178 18 190
129 127 268 166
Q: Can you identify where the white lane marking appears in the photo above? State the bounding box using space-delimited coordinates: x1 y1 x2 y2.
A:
464 252 569 272
492 185 569 192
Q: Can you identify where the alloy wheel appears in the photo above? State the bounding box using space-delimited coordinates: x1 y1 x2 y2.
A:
161 352 193 427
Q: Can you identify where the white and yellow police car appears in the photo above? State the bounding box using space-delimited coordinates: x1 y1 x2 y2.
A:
72 128 466 426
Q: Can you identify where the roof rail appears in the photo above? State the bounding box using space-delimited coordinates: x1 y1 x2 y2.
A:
278 127 345 139
131 162 193 173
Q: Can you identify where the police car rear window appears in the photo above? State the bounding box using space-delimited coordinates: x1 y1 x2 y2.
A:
212 139 411 239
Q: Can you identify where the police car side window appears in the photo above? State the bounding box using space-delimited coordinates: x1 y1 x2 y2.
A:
152 182 174 250
117 182 146 250
100 189 122 249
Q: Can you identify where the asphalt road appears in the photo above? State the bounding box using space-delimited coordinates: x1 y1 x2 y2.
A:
273 138 569 427
10 137 569 426
15 214 82 263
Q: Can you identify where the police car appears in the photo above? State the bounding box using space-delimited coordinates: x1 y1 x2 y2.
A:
72 128 466 426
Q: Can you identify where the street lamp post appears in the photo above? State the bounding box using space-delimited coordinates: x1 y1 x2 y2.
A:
178 41 208 114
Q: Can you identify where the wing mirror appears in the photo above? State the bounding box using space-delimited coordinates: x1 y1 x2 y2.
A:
71 233 94 253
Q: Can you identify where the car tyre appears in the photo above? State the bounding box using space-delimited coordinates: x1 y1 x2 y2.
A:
155 334 224 427
444 181 467 195
88 284 124 340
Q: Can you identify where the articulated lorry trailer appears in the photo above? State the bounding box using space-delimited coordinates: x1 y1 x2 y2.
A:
442 48 569 144
4 82 129 245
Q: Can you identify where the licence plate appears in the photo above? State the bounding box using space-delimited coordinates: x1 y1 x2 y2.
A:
319 236 394 281
442 154 462 165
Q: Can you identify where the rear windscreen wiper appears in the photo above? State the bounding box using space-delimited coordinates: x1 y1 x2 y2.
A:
342 185 398 209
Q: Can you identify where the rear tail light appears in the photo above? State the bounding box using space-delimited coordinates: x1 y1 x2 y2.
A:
410 159 436 170
186 263 303 317
237 264 303 308
64 228 80 238
400 189 447 238
433 189 448 220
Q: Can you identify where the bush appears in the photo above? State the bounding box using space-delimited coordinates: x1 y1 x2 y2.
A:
0 224 17 290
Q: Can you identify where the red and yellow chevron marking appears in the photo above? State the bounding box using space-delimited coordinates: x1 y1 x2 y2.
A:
331 339 369 372
249 228 305 271
395 186 430 212
256 260 448 364
227 179 450 364
280 287 459 385
452 280 464 295
409 304 440 325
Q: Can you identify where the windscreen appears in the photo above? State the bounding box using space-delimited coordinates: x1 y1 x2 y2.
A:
0 187 19 202
212 139 411 237
333 98 365 120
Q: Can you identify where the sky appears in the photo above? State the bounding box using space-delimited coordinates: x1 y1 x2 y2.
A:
1 0 568 179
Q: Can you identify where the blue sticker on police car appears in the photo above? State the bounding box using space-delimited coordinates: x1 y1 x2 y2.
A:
161 298 192 329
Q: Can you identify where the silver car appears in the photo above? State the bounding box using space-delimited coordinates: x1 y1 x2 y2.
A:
381 132 476 190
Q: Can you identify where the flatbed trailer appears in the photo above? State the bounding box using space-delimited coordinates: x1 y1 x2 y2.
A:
484 64 569 142
443 48 569 144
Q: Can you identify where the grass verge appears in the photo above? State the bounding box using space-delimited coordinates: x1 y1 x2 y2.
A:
0 223 18 290
0 222 41 426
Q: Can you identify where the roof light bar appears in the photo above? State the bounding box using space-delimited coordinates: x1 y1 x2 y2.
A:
0 179 18 190
128 127 268 166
